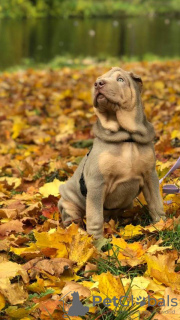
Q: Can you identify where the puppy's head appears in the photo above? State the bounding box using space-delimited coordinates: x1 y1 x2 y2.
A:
92 67 152 137
93 67 142 110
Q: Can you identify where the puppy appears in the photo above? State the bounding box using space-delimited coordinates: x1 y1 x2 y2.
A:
58 67 166 239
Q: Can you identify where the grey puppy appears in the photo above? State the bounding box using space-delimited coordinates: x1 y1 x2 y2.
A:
58 67 166 239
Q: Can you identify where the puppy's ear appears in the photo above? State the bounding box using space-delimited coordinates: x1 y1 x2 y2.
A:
129 72 143 93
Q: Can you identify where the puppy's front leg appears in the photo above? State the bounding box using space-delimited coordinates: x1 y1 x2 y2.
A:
86 180 105 239
142 169 166 223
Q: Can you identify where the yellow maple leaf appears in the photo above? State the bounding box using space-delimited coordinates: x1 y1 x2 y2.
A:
119 224 143 239
69 232 96 272
92 271 125 310
122 276 150 312
109 236 145 267
33 224 80 259
146 277 166 300
34 230 68 258
145 252 180 291
10 243 41 260
122 276 150 300
39 179 64 198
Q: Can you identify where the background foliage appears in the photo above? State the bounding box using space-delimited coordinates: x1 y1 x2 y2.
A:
0 0 180 18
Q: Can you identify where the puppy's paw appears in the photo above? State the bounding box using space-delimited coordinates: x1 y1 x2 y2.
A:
159 213 166 221
87 227 104 240
152 213 166 223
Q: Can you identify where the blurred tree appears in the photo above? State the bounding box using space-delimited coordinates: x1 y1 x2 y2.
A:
0 0 179 18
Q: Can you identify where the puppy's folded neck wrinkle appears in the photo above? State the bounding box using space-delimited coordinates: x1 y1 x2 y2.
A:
93 119 155 144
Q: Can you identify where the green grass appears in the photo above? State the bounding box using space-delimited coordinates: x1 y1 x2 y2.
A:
91 242 147 279
159 227 180 251
1 54 180 74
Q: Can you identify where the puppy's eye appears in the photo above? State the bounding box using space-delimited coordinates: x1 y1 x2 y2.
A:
117 78 124 82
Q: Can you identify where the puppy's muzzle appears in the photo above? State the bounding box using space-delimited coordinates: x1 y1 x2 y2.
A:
94 78 106 89
94 79 107 107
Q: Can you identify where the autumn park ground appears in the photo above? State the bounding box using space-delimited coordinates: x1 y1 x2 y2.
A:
0 60 180 320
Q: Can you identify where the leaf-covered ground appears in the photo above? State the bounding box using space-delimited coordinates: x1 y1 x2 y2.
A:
0 61 180 320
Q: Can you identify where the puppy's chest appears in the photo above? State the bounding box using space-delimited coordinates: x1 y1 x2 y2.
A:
98 143 154 180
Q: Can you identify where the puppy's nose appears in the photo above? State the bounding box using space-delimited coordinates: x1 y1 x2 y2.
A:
94 79 106 89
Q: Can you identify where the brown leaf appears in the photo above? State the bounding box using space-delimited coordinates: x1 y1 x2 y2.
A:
0 208 18 219
61 282 91 301
6 200 26 214
0 220 23 236
23 257 44 271
19 202 42 217
0 238 10 251
32 258 74 277
84 262 97 277
37 298 61 316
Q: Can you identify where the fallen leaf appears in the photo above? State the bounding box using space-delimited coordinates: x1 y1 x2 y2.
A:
84 262 97 278
5 306 30 319
92 271 125 310
61 281 90 301
28 258 74 278
10 243 41 260
0 220 23 236
145 252 180 290
39 179 64 198
0 177 22 189
0 278 28 305
0 261 29 283
109 236 145 267
69 232 96 271
119 224 143 239
152 287 180 319
0 208 18 219
146 244 172 254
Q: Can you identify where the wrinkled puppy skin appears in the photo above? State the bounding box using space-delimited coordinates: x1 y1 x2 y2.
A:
58 67 166 239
